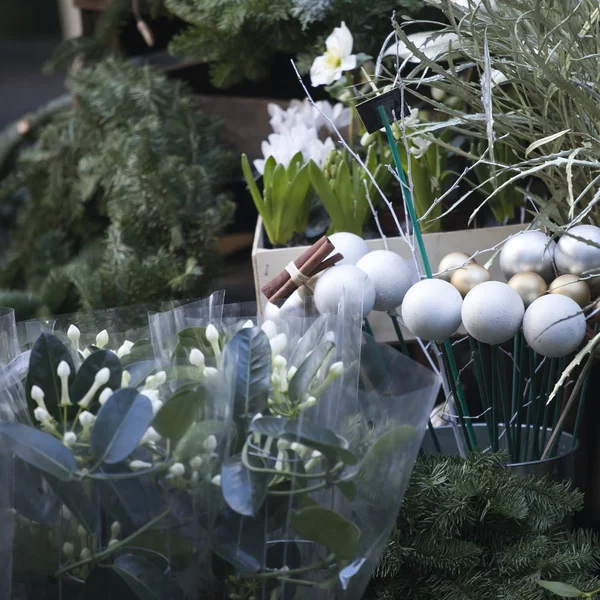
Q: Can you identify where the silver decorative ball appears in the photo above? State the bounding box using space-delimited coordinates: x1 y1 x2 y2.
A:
555 224 600 277
499 230 556 283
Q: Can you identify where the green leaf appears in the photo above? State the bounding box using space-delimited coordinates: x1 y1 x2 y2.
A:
120 340 154 367
45 474 97 533
241 153 265 214
26 333 75 420
538 580 585 597
221 451 268 517
91 389 153 464
152 384 205 440
81 566 133 599
263 155 277 187
355 52 372 67
175 326 215 359
222 327 271 418
0 421 76 481
125 360 157 389
288 341 334 404
211 507 266 574
250 417 357 465
70 350 122 406
291 506 360 560
338 480 357 501
114 554 181 600
173 419 228 462
309 161 345 229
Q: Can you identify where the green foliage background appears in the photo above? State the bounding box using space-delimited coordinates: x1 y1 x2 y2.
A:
0 58 234 318
368 453 600 600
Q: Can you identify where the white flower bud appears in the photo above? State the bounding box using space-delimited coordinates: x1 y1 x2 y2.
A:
81 348 91 359
360 131 377 147
277 439 291 451
242 319 254 329
95 329 109 349
204 367 219 385
298 396 317 410
251 413 262 422
108 539 119 549
311 450 322 459
273 355 287 370
34 407 50 423
324 331 335 343
110 521 121 538
431 87 446 101
271 372 281 387
57 361 71 378
80 548 92 561
287 366 297 380
78 411 95 428
117 340 134 359
211 474 221 486
329 362 343 378
140 427 161 445
98 387 113 405
67 325 81 348
77 525 87 537
31 385 46 408
154 371 166 386
203 435 217 452
263 302 281 319
189 348 205 368
191 471 199 483
151 398 163 416
63 432 77 447
270 333 287 357
121 370 131 388
206 324 219 343
169 462 185 477
94 367 110 385
62 542 74 558
189 456 203 471
261 320 277 340
130 459 152 471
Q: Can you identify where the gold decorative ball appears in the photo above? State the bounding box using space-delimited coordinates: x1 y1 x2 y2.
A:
437 252 475 282
590 298 600 324
508 272 548 308
450 263 490 297
549 274 591 307
586 274 600 299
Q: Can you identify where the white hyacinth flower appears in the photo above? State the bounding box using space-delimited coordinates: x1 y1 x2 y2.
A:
310 22 357 87
95 329 109 349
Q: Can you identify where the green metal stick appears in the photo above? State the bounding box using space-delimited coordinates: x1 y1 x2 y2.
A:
510 333 520 446
531 358 551 460
571 365 592 451
489 344 499 452
513 334 527 461
539 358 559 458
495 346 514 457
378 105 477 451
522 349 538 462
390 314 410 356
469 338 494 443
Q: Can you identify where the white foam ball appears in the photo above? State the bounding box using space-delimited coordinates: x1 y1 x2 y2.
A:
523 294 586 357
314 265 375 316
356 250 413 311
461 281 524 345
401 279 463 341
328 232 370 266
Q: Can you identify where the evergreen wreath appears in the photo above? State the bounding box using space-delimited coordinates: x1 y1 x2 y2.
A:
0 57 234 318
367 453 600 600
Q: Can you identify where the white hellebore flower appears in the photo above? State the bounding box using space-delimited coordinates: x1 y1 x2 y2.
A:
117 340 134 359
383 31 460 64
310 22 357 87
95 329 109 349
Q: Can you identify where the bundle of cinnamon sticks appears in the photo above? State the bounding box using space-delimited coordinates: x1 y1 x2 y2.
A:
261 236 343 302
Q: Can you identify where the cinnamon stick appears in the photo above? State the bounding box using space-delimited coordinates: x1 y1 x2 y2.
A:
271 239 336 301
261 236 328 299
312 253 344 276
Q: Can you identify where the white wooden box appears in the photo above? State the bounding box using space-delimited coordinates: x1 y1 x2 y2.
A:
252 218 527 342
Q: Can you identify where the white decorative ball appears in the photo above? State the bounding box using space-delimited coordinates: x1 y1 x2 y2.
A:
401 279 463 341
356 250 413 311
314 265 375 316
499 230 557 282
555 224 600 276
328 232 370 266
523 294 586 358
461 281 524 345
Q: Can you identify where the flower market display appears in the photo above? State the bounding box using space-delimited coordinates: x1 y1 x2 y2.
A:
5 0 600 598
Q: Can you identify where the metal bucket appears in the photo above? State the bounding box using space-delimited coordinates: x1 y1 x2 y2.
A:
421 424 577 483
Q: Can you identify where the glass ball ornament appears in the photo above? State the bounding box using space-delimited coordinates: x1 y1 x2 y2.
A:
356 250 414 311
437 251 475 282
508 272 547 308
548 274 591 308
461 281 524 345
523 294 586 357
499 230 556 282
450 263 490 297
555 224 600 277
401 279 463 341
